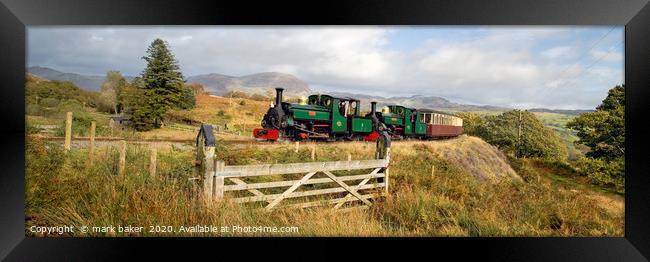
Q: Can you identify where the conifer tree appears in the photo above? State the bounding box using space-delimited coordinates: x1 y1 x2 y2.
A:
138 38 186 129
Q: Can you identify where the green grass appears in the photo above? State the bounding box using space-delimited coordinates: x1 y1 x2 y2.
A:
25 135 623 237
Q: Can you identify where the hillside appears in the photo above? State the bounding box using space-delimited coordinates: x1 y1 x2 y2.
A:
186 72 312 96
529 108 594 116
27 66 135 91
25 84 623 236
26 132 623 236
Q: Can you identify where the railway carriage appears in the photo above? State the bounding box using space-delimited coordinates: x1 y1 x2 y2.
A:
374 105 463 139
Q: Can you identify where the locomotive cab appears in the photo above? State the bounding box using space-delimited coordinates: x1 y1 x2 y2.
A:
254 87 386 141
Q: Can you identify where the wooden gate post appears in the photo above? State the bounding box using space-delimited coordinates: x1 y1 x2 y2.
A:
89 121 96 164
376 131 391 193
295 141 299 153
203 156 215 201
64 111 72 151
213 161 225 201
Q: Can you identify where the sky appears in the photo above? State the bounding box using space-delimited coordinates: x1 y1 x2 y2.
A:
27 26 624 110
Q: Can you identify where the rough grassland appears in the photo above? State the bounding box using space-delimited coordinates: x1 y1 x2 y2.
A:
26 134 623 237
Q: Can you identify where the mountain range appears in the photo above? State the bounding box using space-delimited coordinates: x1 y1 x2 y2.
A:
186 72 311 96
27 66 592 114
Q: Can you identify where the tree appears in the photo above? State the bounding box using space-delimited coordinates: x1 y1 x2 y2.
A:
99 71 129 114
458 110 567 161
177 86 196 110
121 77 155 131
567 85 625 190
139 38 186 129
567 85 624 160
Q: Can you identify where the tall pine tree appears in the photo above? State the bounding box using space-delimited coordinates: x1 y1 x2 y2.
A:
137 38 186 129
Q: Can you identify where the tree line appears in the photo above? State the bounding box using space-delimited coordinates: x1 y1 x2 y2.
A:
457 85 625 192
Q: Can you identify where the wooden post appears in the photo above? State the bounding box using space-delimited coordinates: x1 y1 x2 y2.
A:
118 140 126 177
295 141 299 153
431 165 435 178
385 148 390 193
89 121 96 164
213 161 225 201
149 148 157 178
64 111 72 151
203 155 215 201
347 153 352 171
311 146 316 160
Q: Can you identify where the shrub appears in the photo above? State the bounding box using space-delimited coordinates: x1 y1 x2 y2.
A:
575 157 624 193
40 97 60 108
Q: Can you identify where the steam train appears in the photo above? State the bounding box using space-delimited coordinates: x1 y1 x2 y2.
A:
252 88 463 141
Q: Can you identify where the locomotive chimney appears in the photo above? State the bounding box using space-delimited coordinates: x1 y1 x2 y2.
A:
371 101 377 114
275 87 284 107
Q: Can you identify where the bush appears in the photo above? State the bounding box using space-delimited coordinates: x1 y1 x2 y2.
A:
40 97 60 107
458 110 567 161
26 104 41 116
575 157 624 193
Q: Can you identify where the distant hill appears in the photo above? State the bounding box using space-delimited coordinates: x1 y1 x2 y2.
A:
27 66 135 91
529 108 594 116
186 72 312 97
26 72 49 83
28 66 590 116
327 91 511 114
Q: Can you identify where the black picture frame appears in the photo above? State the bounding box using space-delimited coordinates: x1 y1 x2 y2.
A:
1 0 649 260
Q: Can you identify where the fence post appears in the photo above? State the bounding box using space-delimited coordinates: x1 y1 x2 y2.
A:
347 153 352 171
118 140 126 177
376 132 391 193
203 155 215 201
295 141 299 153
311 146 316 160
431 165 435 178
64 111 72 151
149 148 157 178
385 148 391 193
89 121 96 164
213 161 225 201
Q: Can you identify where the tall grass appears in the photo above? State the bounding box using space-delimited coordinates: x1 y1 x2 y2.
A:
25 135 623 237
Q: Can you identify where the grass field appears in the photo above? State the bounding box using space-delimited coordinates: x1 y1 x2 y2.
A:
26 134 623 237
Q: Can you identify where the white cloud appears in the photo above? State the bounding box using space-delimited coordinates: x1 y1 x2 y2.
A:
591 49 623 62
27 26 623 109
542 46 573 59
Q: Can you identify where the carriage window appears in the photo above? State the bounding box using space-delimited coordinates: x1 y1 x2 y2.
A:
425 114 432 124
419 113 426 123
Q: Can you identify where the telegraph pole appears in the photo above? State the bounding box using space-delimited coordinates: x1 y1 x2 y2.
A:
517 110 522 158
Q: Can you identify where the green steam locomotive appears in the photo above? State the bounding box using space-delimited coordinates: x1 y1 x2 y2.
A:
252 88 463 141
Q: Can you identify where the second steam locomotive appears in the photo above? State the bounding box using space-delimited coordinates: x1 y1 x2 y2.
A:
253 88 463 141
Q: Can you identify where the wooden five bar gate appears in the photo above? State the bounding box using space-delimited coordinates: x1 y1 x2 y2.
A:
197 124 392 211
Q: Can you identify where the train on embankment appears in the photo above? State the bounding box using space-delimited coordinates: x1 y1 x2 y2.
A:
251 87 463 142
